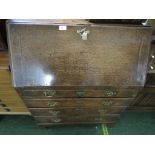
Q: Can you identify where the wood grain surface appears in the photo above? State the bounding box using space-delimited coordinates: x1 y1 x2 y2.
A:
7 21 152 87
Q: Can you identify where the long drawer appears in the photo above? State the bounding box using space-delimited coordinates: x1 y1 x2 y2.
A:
24 98 133 108
34 114 120 124
23 88 139 98
29 106 127 116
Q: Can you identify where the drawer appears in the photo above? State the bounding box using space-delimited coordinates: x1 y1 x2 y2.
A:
23 88 139 98
29 106 127 116
34 114 120 124
24 98 133 108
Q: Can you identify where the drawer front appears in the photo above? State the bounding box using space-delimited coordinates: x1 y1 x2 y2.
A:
23 88 138 98
34 114 120 124
24 98 133 108
29 106 127 116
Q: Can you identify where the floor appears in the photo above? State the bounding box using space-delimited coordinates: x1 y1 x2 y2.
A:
0 112 155 135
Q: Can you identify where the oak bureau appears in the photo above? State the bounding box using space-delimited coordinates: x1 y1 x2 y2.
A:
7 19 152 127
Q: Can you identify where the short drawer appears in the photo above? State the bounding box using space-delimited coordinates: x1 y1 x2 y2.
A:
24 98 133 108
29 106 127 116
23 88 139 98
34 114 120 124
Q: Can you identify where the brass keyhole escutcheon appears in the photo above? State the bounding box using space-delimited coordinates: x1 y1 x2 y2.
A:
77 28 90 40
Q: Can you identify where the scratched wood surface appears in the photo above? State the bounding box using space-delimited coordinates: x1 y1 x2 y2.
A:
7 20 152 87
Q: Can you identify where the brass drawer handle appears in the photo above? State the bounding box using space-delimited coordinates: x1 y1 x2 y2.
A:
103 90 117 97
49 110 60 115
47 101 58 107
51 118 61 123
76 91 85 97
101 100 113 106
44 90 56 97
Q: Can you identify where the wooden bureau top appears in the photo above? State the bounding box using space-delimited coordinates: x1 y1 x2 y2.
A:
7 19 90 25
7 20 152 88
